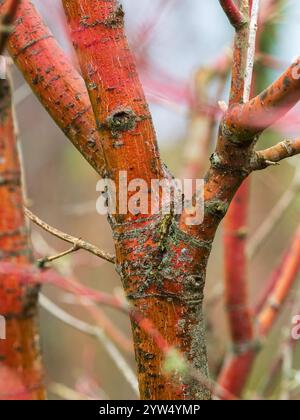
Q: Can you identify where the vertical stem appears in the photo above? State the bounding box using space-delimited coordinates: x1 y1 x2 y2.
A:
62 0 214 400
218 1 292 398
224 0 253 349
218 0 257 397
0 77 45 400
243 0 260 102
229 0 250 105
223 180 252 347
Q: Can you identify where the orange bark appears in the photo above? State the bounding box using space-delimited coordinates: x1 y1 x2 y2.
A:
224 58 300 141
217 225 300 398
223 180 253 347
219 1 255 397
258 226 300 335
0 0 105 175
0 78 45 400
222 0 253 355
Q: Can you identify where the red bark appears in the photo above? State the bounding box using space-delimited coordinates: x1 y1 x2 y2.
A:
0 0 105 175
218 225 300 398
223 180 252 346
258 226 300 335
0 78 45 400
219 1 256 396
219 0 246 30
224 58 300 140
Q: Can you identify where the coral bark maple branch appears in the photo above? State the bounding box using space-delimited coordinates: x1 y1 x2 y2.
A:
62 0 214 400
217 225 300 398
0 77 45 400
258 226 300 336
0 0 106 175
222 0 254 391
219 0 246 30
223 58 300 142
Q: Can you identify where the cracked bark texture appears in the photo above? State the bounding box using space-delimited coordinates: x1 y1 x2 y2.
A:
0 78 45 400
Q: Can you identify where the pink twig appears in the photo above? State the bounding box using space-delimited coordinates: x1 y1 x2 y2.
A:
219 0 246 30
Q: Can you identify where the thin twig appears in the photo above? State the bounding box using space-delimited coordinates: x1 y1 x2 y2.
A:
38 244 80 266
25 208 115 264
39 294 139 396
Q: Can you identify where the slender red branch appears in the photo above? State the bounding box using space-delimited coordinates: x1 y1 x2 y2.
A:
223 180 253 348
0 261 133 353
258 226 300 336
0 0 106 175
219 0 246 30
0 262 125 310
218 225 300 398
0 78 45 400
224 58 300 141
217 1 285 399
221 0 254 391
254 251 290 316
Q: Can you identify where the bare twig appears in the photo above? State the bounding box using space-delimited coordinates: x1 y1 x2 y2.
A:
38 244 80 266
25 208 115 264
252 138 300 169
39 294 139 396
